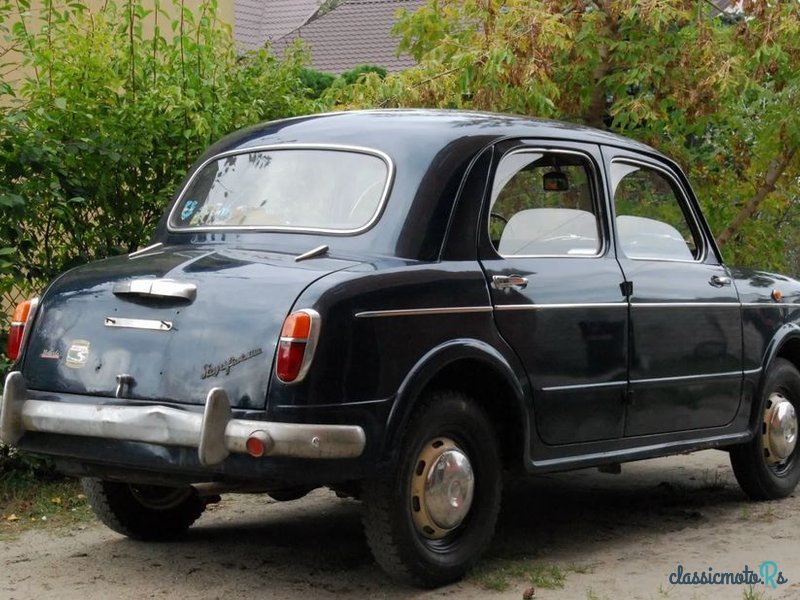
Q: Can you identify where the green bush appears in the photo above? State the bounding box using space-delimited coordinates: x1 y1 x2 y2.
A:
0 0 322 475
340 64 388 85
300 67 336 98
0 0 318 306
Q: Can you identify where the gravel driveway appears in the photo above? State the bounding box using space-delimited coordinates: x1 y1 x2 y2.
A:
3 450 800 599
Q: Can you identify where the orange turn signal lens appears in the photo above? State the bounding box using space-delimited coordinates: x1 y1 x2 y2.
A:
8 299 34 361
280 311 312 339
275 309 319 383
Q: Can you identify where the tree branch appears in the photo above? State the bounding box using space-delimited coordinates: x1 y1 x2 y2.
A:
716 145 799 247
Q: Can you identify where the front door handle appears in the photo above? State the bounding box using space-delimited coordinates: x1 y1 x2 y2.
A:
709 275 732 288
493 275 528 290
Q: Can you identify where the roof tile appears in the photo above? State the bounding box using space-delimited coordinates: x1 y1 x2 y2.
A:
234 0 324 51
274 0 426 74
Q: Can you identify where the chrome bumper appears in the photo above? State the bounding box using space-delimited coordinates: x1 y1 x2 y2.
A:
0 372 366 466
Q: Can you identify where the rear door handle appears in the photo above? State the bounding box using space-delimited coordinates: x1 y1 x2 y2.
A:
493 275 528 290
709 275 732 288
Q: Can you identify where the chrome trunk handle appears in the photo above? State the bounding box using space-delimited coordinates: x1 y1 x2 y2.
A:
113 278 197 302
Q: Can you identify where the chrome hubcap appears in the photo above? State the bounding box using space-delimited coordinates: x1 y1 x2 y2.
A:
763 393 798 464
410 437 475 540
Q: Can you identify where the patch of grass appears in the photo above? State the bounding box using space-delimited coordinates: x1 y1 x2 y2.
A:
569 562 597 574
742 585 771 600
758 505 776 522
740 503 777 523
0 473 93 536
698 469 727 492
586 587 609 600
470 558 566 592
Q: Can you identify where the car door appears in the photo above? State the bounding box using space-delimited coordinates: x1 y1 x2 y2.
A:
479 141 629 446
601 147 744 436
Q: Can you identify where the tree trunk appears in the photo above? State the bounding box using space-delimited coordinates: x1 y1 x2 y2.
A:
716 145 798 248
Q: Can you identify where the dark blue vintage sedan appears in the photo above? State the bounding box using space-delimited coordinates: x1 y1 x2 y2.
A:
3 110 800 586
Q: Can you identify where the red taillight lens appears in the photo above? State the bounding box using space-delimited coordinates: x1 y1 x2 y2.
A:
8 299 33 361
276 310 319 383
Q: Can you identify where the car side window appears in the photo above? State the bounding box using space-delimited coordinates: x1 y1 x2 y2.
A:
489 151 601 257
611 162 700 261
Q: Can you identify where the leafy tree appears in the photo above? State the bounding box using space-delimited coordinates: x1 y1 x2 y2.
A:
331 0 800 272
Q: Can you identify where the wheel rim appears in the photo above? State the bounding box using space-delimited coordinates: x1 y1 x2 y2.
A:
410 437 475 540
129 484 193 510
763 392 798 472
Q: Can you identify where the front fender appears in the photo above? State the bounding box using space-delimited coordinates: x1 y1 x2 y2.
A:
747 323 800 432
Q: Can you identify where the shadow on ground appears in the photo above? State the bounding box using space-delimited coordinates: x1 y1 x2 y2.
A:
51 451 753 598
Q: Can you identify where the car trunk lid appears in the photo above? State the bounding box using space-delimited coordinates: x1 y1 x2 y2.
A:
21 245 355 410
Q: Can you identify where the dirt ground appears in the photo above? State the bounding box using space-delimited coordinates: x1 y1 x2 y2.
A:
3 449 800 600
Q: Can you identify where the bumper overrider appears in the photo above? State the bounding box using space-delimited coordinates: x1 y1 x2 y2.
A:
0 372 366 466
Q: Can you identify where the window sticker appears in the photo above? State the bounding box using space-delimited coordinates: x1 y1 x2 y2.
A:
180 199 198 221
65 339 90 369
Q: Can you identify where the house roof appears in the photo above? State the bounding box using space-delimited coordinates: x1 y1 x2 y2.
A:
234 0 323 51
274 0 426 74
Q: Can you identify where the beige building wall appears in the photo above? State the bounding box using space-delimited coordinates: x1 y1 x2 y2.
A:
1 0 234 90
1 1 234 317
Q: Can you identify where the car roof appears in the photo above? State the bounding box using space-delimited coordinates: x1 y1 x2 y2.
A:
202 109 667 161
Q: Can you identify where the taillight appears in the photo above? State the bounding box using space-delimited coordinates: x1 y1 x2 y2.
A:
276 309 320 383
8 298 37 361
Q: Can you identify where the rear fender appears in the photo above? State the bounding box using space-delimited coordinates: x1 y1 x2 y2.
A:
380 338 529 464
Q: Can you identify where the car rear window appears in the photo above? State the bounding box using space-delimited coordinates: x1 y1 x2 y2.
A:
169 147 391 233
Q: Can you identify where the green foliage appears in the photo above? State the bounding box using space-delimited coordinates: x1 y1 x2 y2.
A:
0 0 316 311
339 64 387 85
0 0 318 374
0 442 53 481
299 67 336 98
333 0 800 273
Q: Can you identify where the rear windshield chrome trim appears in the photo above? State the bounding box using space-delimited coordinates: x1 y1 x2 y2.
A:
166 144 395 236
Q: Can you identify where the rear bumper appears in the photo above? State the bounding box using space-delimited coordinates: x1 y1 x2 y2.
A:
0 371 366 466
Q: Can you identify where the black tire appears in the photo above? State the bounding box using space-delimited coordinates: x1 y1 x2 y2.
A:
82 478 206 540
362 390 501 587
730 358 800 500
267 486 315 502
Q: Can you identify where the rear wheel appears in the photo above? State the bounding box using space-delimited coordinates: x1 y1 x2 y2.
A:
730 358 800 500
362 390 501 587
82 478 206 540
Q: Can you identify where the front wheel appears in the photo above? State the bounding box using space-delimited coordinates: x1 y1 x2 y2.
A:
362 390 501 587
730 358 800 500
82 478 206 540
